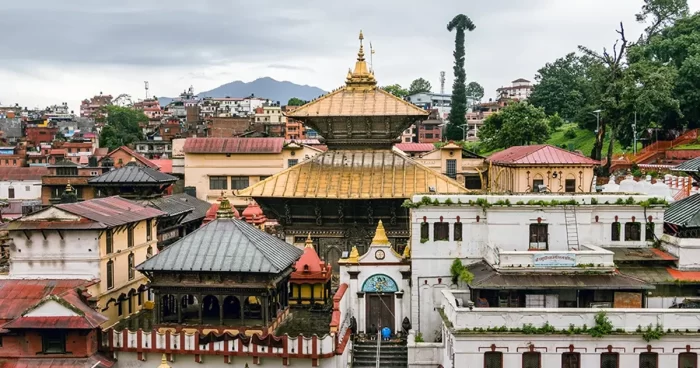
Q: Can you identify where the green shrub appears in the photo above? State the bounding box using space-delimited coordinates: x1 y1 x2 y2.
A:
564 128 578 139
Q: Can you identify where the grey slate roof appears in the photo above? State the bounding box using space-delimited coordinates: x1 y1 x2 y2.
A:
137 219 303 274
141 196 194 217
664 193 700 227
673 157 700 172
168 193 212 223
89 166 177 185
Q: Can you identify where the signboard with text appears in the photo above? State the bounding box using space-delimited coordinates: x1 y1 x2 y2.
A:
533 253 576 267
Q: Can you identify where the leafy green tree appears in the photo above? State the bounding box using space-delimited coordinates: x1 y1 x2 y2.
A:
287 97 306 106
548 113 565 131
636 0 689 40
382 84 409 98
446 14 476 141
466 81 484 101
408 78 432 95
99 106 146 151
478 102 551 149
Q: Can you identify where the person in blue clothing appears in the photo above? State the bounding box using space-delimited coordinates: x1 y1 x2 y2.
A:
381 327 391 340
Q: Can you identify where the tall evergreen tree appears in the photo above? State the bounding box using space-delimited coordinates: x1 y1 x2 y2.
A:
446 14 476 141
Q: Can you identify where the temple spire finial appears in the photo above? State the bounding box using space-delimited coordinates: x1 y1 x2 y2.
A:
346 30 376 89
305 233 314 248
158 354 171 368
372 220 390 245
216 194 235 219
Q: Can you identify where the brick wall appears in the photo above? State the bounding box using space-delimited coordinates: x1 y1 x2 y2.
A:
0 330 98 358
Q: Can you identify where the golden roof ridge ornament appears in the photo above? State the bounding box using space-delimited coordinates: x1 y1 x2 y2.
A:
305 233 314 248
345 30 376 91
371 220 390 245
216 192 235 219
339 246 360 264
158 354 171 368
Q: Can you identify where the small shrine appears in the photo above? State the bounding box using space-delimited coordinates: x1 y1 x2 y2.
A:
339 220 411 335
137 197 302 333
289 234 332 305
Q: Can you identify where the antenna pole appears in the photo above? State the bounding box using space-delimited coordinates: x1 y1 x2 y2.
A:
144 81 150 100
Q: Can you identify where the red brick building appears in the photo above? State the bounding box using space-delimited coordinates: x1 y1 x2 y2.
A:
416 109 443 143
0 146 26 168
206 117 250 137
0 279 114 367
100 146 158 169
25 125 58 147
158 120 182 141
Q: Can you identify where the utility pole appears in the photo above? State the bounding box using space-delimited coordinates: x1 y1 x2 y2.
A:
440 71 446 94
144 81 150 100
591 109 602 133
633 111 637 155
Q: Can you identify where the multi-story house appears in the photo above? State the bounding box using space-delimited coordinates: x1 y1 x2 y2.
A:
0 145 26 168
254 103 286 137
7 195 165 327
400 141 487 190
25 120 58 147
59 141 95 164
135 141 172 159
100 145 159 169
133 99 163 121
496 78 534 100
40 159 108 204
183 137 322 207
80 93 113 119
0 167 47 219
416 109 443 143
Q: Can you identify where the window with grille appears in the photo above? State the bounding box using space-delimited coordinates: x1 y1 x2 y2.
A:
465 175 482 189
565 179 576 192
529 224 548 250
532 179 544 192
209 176 228 190
420 223 429 240
611 222 621 241
601 352 619 368
645 222 655 241
107 260 114 290
128 227 134 247
8 187 14 199
454 222 463 241
128 253 135 280
446 159 457 179
562 352 581 368
679 352 697 368
522 352 541 368
434 223 449 241
484 351 503 368
288 159 298 168
106 230 113 254
625 222 641 241
147 219 152 241
41 331 66 354
639 352 658 368
230 176 250 190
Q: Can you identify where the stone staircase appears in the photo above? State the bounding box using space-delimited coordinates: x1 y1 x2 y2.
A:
352 339 408 367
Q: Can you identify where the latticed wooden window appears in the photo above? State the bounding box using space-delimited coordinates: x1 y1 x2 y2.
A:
601 352 619 368
434 223 449 241
639 352 658 368
625 222 642 241
646 222 655 241
454 222 463 241
484 351 502 368
420 223 429 240
562 352 581 368
679 352 698 368
522 352 540 368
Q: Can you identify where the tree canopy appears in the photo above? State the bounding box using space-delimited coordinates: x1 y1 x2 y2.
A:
287 97 306 106
408 78 432 95
99 106 147 151
446 14 476 141
478 102 552 150
382 84 409 98
466 81 485 102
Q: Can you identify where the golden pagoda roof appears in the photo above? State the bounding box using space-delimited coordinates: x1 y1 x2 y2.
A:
287 31 428 118
237 149 468 199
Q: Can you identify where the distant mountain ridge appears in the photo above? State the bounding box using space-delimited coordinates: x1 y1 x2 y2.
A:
158 77 327 106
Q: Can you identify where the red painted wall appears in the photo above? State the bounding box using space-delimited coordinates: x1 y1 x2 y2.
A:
0 330 98 358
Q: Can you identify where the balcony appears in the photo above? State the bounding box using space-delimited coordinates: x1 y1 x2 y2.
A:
440 289 700 333
494 244 615 271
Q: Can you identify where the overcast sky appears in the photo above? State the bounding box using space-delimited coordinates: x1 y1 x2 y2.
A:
1 0 699 112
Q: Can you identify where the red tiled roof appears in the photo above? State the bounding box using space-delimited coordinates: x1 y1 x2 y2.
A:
150 159 173 174
60 142 92 148
102 146 158 169
49 149 66 155
395 143 436 153
0 280 90 325
488 145 600 165
184 138 285 154
0 354 115 367
55 196 165 228
2 316 97 329
0 167 48 181
93 147 109 157
666 268 700 282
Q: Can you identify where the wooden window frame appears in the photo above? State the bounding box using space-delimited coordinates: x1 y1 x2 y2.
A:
639 352 658 368
679 352 698 368
420 223 429 240
107 260 114 290
433 222 449 241
128 253 135 281
646 222 655 241
625 222 642 241
209 176 228 190
529 223 548 250
146 219 152 241
230 176 250 190
522 351 541 368
483 351 503 368
601 352 620 368
611 222 621 241
562 352 581 368
565 178 576 193
454 222 463 241
41 331 66 354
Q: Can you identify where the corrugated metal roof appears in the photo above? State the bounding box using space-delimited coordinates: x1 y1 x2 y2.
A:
137 219 302 274
2 316 97 329
88 166 177 185
237 149 469 199
56 196 165 228
673 157 700 172
395 143 435 153
102 146 158 168
287 87 429 117
664 193 700 226
0 167 48 181
467 261 653 290
488 145 600 165
183 137 285 154
168 193 213 223
141 196 194 217
150 159 173 173
0 280 95 325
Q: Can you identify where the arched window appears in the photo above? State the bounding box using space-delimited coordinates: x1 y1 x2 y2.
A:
146 246 153 259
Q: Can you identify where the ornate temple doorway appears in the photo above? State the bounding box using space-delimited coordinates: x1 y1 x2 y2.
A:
362 274 399 333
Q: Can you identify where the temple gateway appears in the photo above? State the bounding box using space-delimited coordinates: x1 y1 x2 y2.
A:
238 31 468 274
